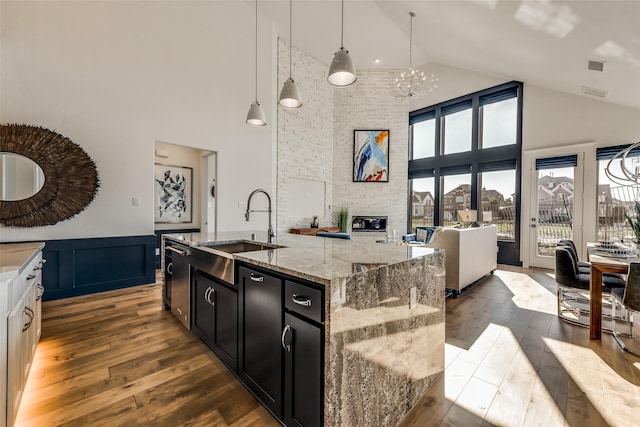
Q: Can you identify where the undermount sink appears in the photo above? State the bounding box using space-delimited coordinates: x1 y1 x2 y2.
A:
205 241 281 254
191 240 283 285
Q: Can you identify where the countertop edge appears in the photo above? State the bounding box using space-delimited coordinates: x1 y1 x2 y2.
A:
0 241 45 281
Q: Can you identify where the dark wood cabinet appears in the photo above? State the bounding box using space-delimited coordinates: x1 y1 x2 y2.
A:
283 312 323 427
237 266 283 418
191 270 237 371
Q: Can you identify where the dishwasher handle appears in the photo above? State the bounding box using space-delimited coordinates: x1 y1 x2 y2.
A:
166 246 189 256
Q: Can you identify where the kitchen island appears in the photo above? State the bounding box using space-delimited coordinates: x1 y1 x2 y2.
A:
163 231 445 427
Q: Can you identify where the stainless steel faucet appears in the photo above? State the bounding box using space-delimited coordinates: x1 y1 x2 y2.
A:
245 189 275 243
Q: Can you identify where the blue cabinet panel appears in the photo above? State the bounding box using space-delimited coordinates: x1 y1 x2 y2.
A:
40 235 156 301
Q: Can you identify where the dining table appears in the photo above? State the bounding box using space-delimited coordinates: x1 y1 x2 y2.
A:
587 243 638 340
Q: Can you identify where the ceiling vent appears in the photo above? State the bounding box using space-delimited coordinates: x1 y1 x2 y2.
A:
582 85 608 98
587 60 605 72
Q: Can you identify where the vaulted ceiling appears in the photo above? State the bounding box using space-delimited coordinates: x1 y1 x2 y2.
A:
261 0 640 110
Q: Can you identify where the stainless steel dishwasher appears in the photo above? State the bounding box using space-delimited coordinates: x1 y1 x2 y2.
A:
167 242 191 329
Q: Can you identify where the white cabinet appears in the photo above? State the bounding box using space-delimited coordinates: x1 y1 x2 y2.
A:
1 243 44 427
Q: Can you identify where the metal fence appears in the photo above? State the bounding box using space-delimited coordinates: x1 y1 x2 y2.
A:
597 184 640 242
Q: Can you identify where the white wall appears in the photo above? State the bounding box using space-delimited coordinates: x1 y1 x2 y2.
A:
0 1 275 242
522 85 640 150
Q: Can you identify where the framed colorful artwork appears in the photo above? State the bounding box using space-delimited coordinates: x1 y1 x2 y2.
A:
154 164 192 223
353 130 389 182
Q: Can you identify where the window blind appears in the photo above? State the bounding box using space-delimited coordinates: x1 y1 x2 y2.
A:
596 144 640 160
535 155 578 170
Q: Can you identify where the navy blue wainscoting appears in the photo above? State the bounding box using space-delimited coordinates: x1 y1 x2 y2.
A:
40 235 156 301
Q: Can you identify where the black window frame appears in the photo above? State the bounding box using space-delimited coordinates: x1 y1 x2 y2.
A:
408 81 523 265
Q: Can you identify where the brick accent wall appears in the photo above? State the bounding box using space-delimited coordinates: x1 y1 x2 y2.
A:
333 70 410 240
276 38 334 233
276 42 410 239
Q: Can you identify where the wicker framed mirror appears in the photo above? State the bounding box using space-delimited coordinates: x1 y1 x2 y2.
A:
0 124 100 227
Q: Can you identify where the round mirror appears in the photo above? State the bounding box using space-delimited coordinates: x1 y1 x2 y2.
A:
0 152 45 201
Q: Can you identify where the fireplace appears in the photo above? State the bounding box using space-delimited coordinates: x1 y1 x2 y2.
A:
351 216 388 233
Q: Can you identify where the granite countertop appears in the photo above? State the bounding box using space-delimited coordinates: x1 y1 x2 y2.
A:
0 242 45 281
163 231 442 286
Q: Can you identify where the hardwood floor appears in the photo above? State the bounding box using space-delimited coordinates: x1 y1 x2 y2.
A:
15 279 279 427
16 266 640 426
399 265 640 427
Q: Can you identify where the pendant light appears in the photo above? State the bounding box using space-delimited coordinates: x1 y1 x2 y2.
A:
278 0 302 108
246 0 267 126
328 0 356 87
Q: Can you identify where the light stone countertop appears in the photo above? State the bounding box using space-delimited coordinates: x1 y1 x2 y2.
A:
163 230 446 426
163 230 442 286
0 242 45 281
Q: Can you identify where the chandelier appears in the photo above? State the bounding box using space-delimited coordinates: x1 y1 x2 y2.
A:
605 141 640 186
391 12 438 99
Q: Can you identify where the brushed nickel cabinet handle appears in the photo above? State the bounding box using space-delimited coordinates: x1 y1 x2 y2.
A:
292 294 312 307
249 273 264 282
23 306 34 332
281 324 292 352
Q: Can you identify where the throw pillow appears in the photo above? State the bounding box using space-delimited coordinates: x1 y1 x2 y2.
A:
416 226 438 243
428 226 443 243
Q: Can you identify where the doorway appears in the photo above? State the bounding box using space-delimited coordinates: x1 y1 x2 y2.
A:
202 152 217 234
523 144 595 269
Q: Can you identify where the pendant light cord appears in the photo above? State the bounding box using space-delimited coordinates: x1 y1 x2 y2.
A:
409 12 414 69
340 0 345 48
289 0 293 78
255 0 258 102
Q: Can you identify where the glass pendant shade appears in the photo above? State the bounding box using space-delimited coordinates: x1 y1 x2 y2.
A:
328 47 357 87
279 77 302 108
246 101 266 126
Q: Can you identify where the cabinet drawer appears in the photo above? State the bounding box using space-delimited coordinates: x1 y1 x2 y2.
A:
285 280 323 323
238 266 282 288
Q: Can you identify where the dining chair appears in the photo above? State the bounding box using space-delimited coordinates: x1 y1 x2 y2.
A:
555 247 626 327
557 239 623 279
612 262 640 355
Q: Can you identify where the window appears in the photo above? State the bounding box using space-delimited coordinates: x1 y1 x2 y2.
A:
481 97 517 149
480 169 516 240
412 118 435 159
410 177 435 228
443 174 471 227
443 108 472 155
408 81 522 265
596 144 640 242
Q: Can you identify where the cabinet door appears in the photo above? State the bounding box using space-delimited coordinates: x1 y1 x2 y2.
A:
35 272 44 341
192 271 215 347
211 281 237 371
238 266 283 418
284 313 323 427
7 298 27 426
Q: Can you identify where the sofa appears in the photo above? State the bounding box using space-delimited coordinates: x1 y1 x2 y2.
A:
405 225 498 295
